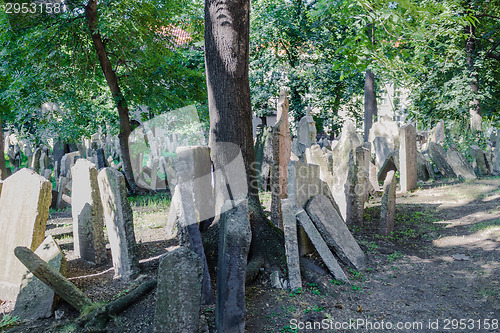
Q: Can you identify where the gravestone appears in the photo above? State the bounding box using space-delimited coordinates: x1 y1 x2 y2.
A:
254 127 273 190
305 144 333 190
270 90 291 229
13 235 66 320
446 150 476 180
428 143 456 178
60 152 80 179
330 119 362 220
305 195 366 270
379 170 396 236
216 198 252 333
369 115 399 150
345 146 368 224
31 147 42 173
417 152 431 181
470 145 490 176
369 162 381 192
0 168 52 301
71 159 105 265
429 120 445 145
296 209 348 282
98 167 139 279
493 147 500 176
52 141 69 180
96 148 107 170
297 112 317 157
377 150 398 182
39 151 49 176
154 247 203 333
56 176 71 210
176 146 215 229
399 124 417 193
281 199 302 291
373 136 390 169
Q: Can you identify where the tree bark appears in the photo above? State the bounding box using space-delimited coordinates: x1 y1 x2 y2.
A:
0 115 7 180
466 24 482 131
205 0 285 270
364 69 377 142
85 0 137 191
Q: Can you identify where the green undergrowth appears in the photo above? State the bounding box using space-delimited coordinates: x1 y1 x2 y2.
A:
127 191 171 210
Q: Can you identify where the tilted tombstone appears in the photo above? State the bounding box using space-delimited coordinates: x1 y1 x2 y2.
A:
428 143 456 178
60 151 80 179
0 168 52 301
154 247 203 333
380 170 397 236
71 159 105 264
305 195 366 270
13 235 66 320
417 152 431 181
296 112 317 157
98 167 139 280
373 136 390 169
270 90 291 229
305 144 333 192
281 199 302 291
368 115 399 150
446 149 476 180
429 120 445 145
399 124 417 193
378 150 399 182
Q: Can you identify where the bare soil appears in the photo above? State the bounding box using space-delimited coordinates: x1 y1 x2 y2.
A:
2 177 500 332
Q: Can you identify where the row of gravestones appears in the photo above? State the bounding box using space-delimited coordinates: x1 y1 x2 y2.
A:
0 161 138 320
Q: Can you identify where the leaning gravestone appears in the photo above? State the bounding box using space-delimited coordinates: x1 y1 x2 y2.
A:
399 124 417 193
446 149 476 180
429 120 445 145
154 246 203 333
296 112 317 157
98 167 139 280
369 115 399 150
13 235 66 320
71 159 105 265
270 90 291 229
377 150 399 182
60 151 80 179
379 170 396 236
428 143 456 178
373 136 391 169
281 199 302 291
305 144 333 191
417 152 431 181
296 209 348 282
0 168 52 301
305 195 366 270
216 198 252 333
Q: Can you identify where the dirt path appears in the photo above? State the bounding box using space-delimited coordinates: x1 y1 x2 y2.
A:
2 178 499 332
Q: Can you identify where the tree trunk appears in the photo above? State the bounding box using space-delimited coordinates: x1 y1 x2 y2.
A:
205 0 284 270
466 24 482 131
364 69 377 142
85 0 137 191
0 115 7 180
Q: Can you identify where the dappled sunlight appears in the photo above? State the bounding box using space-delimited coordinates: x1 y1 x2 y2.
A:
434 211 500 229
433 227 500 252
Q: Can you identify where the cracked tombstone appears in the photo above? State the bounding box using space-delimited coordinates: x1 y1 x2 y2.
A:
154 246 203 333
71 159 105 265
0 168 52 301
98 167 139 280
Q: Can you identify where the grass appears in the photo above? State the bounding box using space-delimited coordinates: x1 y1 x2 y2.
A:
0 314 20 330
127 192 171 210
469 219 500 232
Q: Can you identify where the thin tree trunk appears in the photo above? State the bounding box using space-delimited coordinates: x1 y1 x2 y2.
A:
205 0 284 269
0 114 7 180
85 0 137 191
466 24 482 131
364 69 377 142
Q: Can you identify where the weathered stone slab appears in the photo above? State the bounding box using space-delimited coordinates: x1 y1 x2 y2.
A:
60 152 80 179
429 120 445 145
380 170 396 236
373 136 390 169
296 209 348 282
345 147 368 225
369 115 399 150
297 113 317 157
98 168 139 280
377 150 398 182
305 144 333 189
154 246 203 333
330 120 362 220
71 159 105 265
216 198 252 333
176 163 214 305
0 168 52 301
305 195 366 270
417 152 431 181
369 162 381 192
446 150 476 180
493 147 500 176
471 145 490 176
13 235 66 320
254 126 273 190
428 143 456 178
56 176 70 210
270 91 291 229
399 124 417 193
281 199 302 291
